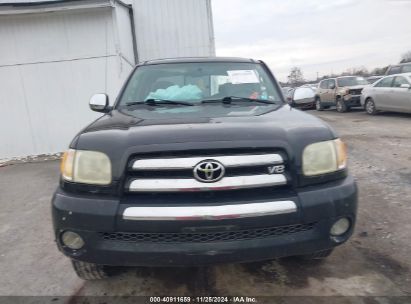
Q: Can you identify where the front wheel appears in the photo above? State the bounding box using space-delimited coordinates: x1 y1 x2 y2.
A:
365 98 377 115
315 98 323 111
336 98 348 113
71 260 110 280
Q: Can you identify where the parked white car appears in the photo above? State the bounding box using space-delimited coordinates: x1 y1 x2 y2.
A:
289 86 316 109
361 73 411 114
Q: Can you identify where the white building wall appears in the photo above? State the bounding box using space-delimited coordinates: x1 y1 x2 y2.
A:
0 7 116 65
0 6 134 159
126 0 215 62
113 2 136 66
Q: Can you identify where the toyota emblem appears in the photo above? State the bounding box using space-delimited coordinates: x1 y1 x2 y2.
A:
193 160 225 183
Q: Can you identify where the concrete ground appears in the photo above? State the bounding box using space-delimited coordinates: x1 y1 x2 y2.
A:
0 109 410 302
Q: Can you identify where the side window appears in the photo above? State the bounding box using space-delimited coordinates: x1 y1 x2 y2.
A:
375 77 394 88
393 76 410 88
387 66 401 75
402 64 411 73
328 79 336 89
320 80 328 89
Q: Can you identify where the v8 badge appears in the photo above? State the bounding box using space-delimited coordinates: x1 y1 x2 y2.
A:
267 165 285 174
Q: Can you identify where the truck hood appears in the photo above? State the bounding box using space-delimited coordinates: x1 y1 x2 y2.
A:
343 84 368 89
73 105 336 179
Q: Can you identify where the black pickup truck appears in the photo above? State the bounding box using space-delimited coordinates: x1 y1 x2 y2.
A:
52 57 358 280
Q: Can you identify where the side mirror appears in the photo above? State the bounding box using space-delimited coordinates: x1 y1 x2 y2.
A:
89 94 110 113
400 84 411 89
329 85 336 90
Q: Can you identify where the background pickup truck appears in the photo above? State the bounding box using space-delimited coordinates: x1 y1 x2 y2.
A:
315 76 369 112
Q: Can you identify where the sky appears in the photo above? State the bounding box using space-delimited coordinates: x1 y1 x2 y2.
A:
211 0 411 82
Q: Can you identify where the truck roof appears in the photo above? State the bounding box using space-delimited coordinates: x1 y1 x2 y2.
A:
142 57 259 65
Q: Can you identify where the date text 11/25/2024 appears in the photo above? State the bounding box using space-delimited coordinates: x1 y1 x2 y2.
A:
149 296 257 303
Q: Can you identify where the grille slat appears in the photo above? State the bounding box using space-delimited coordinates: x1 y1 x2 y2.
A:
131 153 283 171
99 223 315 243
349 89 363 95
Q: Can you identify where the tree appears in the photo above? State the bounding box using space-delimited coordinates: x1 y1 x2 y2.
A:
400 51 411 63
343 66 369 77
371 66 388 76
287 67 305 86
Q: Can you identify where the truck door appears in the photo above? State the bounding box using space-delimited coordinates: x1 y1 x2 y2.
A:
327 79 337 105
318 80 329 102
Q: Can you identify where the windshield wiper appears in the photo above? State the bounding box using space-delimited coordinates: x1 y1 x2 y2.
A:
126 99 194 107
201 96 278 105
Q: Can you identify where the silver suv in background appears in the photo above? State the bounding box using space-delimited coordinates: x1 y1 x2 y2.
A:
315 76 369 112
385 63 411 75
367 75 383 84
361 73 411 115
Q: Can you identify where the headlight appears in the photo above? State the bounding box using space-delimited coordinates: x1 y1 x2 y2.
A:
302 139 347 176
339 89 349 95
60 149 112 185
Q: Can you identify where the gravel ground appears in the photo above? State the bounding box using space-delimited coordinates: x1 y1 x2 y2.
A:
0 109 410 303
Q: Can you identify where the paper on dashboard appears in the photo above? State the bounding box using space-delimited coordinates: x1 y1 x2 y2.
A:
227 70 259 84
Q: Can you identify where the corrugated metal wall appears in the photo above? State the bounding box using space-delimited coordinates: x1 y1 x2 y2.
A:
129 0 215 62
0 6 134 159
0 0 215 159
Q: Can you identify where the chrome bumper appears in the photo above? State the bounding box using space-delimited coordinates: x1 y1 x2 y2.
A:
128 174 287 192
122 200 297 221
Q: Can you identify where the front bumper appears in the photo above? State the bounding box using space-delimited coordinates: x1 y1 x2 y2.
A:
52 176 358 266
291 101 315 109
343 95 362 107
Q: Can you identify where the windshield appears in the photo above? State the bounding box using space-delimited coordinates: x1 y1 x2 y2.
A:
117 62 282 107
337 77 369 87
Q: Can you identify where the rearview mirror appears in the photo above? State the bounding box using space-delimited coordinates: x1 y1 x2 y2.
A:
400 84 411 89
89 94 110 113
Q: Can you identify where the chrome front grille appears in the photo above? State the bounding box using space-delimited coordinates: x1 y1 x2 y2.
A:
349 89 363 95
126 152 288 192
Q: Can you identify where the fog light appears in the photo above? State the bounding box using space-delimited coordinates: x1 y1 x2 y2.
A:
61 231 84 250
330 218 350 236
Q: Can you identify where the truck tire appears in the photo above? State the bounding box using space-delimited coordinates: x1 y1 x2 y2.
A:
365 98 377 115
71 260 110 280
336 98 348 113
299 248 334 260
315 97 323 111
